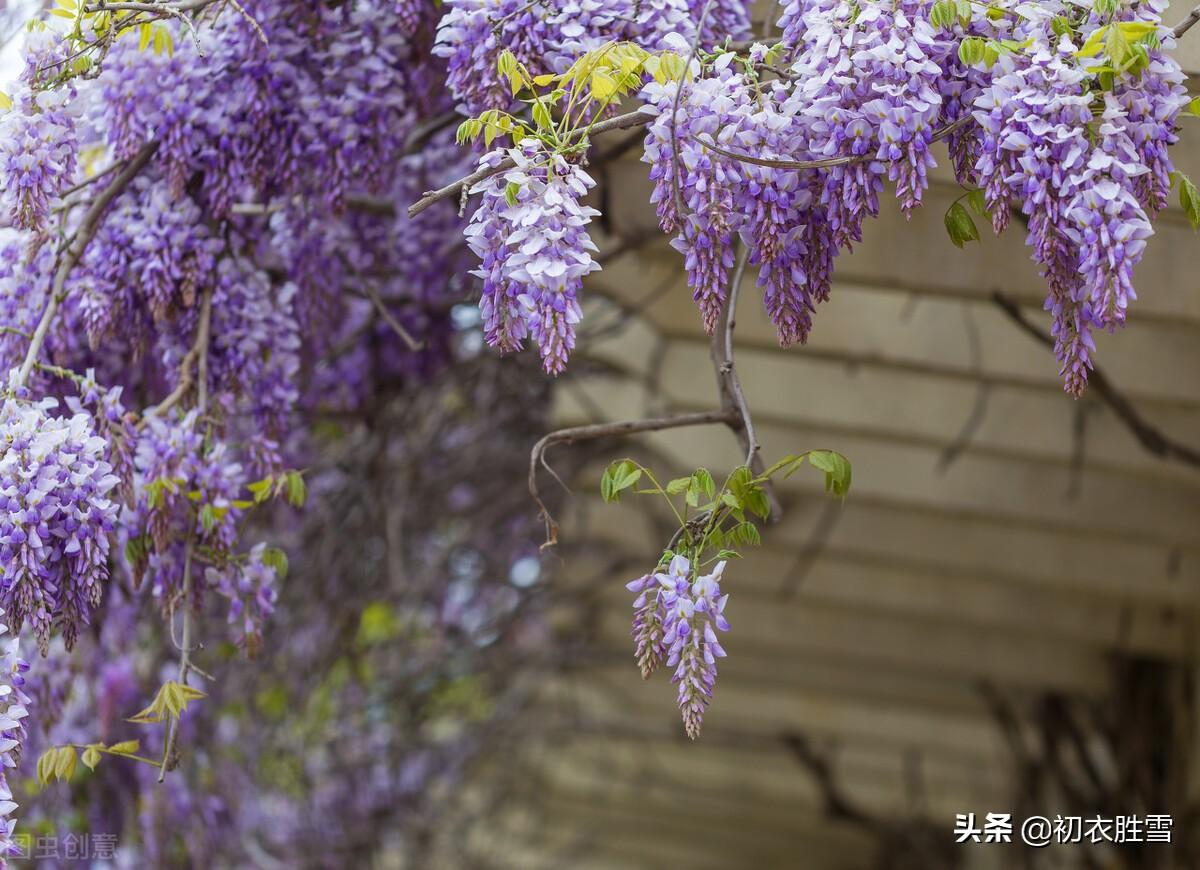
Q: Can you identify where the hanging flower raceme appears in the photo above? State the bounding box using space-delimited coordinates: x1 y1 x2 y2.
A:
0 618 30 866
0 85 78 237
973 35 1096 394
629 554 729 739
208 542 280 659
641 55 750 332
465 139 600 374
0 396 120 653
127 412 246 604
626 573 666 679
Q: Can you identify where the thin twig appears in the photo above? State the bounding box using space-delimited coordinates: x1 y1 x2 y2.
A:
693 115 974 172
158 537 195 782
141 284 214 421
364 283 423 352
407 109 655 218
992 291 1200 468
711 245 781 519
528 410 738 548
1172 3 1200 38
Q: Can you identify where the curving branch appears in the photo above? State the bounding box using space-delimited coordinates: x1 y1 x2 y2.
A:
693 115 974 171
992 291 1200 469
529 409 738 547
711 245 781 519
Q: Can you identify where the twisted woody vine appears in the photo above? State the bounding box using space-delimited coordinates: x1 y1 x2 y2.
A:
0 0 1192 861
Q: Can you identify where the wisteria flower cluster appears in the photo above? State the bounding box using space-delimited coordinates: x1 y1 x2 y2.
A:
207 543 280 659
465 139 600 374
0 396 119 653
628 554 729 739
606 452 849 738
449 0 1194 395
0 620 31 863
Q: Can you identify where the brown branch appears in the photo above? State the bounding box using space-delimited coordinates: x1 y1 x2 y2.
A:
364 283 423 352
991 291 1200 468
142 283 214 422
16 141 158 387
528 409 738 548
711 245 781 518
693 115 974 172
1173 3 1200 38
780 733 872 824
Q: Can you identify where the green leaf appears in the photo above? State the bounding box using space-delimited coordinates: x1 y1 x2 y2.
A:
261 547 289 580
128 680 206 724
1105 22 1131 70
247 477 274 504
601 460 642 503
1178 171 1200 230
714 549 742 561
37 749 57 786
943 201 980 248
590 70 618 101
808 450 853 498
958 37 985 66
965 188 988 219
1186 97 1200 118
666 476 691 495
743 488 771 521
504 181 521 207
54 746 77 782
531 100 553 130
81 745 102 771
692 468 715 499
107 740 140 755
0 92 10 112
284 471 307 507
357 602 400 646
732 521 761 547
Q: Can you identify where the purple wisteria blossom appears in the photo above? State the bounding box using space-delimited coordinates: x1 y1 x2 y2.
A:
208 543 280 659
626 573 666 678
128 412 245 604
464 140 600 374
0 621 30 865
0 397 119 652
0 85 77 236
641 54 747 332
435 0 752 115
631 554 730 739
659 555 729 739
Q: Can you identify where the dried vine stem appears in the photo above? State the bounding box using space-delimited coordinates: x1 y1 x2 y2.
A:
992 291 1200 469
711 245 781 519
529 409 738 547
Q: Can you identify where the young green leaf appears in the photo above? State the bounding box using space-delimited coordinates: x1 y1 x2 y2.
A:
808 450 853 498
944 201 980 248
1178 172 1200 230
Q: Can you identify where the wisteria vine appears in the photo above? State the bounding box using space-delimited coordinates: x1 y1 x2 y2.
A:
0 0 1193 861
